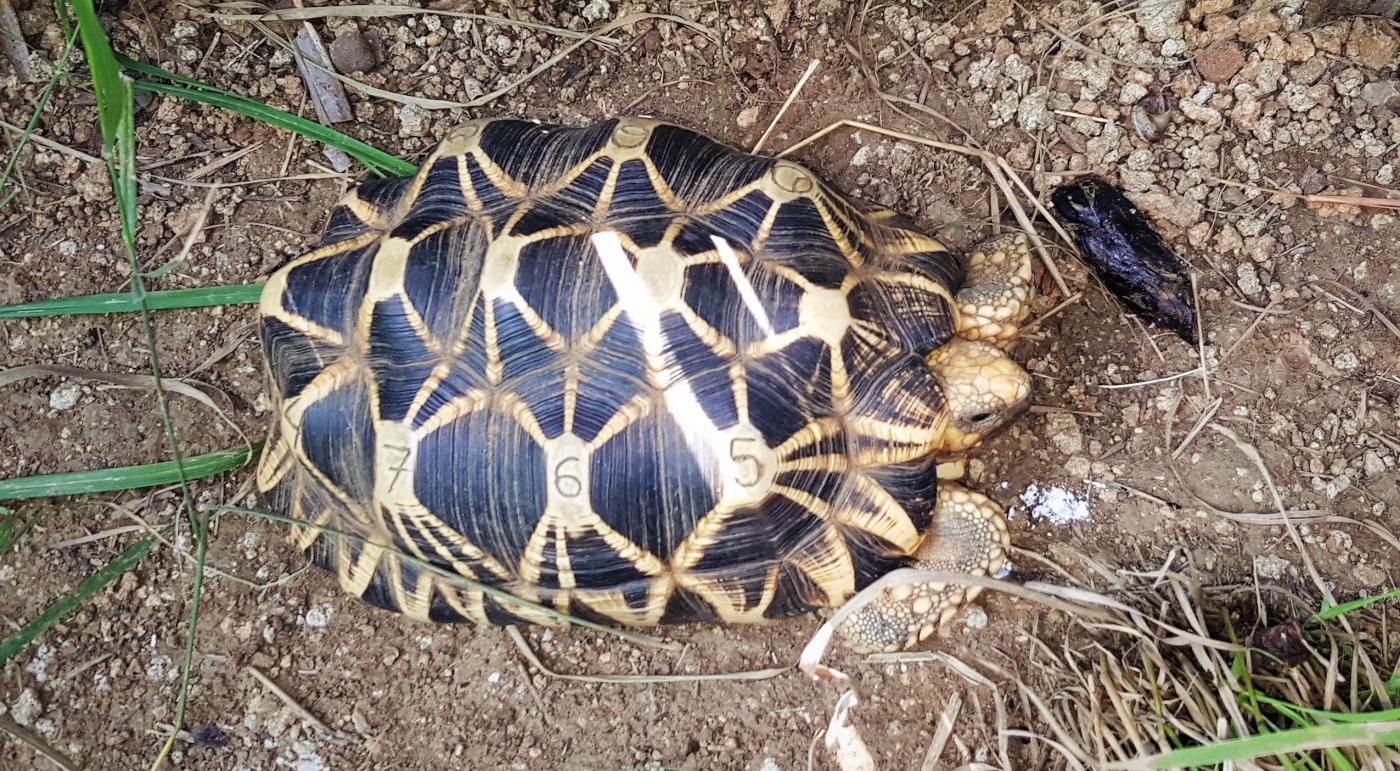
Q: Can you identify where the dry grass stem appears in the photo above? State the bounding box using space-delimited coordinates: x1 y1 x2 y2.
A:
504 626 789 684
0 0 34 82
779 119 1073 297
752 59 821 153
0 364 249 447
245 665 348 743
1209 175 1400 210
203 3 621 44
0 712 81 771
920 692 963 771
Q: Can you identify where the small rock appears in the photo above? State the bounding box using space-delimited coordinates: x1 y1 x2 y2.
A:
1362 450 1387 478
1360 81 1399 108
1236 262 1262 296
1353 563 1387 588
1196 43 1245 83
1254 554 1288 580
1347 23 1398 70
1045 412 1083 455
581 0 612 23
397 105 429 138
10 688 41 727
736 105 761 130
328 33 380 75
962 606 989 630
49 383 80 410
1238 10 1282 44
1138 0 1184 43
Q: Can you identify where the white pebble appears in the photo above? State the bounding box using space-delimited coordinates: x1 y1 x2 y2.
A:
49 384 80 410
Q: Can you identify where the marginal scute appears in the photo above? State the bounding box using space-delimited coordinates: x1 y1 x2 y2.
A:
257 117 1015 640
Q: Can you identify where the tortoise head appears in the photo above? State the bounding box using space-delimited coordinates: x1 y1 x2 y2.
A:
924 338 1031 453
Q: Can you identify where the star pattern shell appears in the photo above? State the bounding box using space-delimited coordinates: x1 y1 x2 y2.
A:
256 117 966 627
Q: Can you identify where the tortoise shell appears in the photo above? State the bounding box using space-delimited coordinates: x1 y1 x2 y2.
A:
255 117 970 628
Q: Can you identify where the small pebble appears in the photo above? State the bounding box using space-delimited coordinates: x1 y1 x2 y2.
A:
1253 554 1288 580
329 33 380 74
49 384 80 410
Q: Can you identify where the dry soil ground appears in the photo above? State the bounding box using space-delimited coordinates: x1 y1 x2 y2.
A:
1 1 1399 769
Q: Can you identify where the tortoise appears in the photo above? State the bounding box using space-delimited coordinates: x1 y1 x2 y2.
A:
254 117 1034 653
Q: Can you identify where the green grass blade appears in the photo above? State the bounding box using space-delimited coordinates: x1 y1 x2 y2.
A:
1311 588 1400 623
119 57 416 178
0 283 265 319
0 538 154 665
0 443 260 501
1252 693 1400 725
1123 721 1400 769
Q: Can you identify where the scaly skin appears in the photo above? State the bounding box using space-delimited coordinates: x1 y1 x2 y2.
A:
835 231 1033 651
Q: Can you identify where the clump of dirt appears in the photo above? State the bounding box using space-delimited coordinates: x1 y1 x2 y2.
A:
2 1 1397 769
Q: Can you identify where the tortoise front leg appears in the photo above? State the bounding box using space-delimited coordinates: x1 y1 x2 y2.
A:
835 482 1009 653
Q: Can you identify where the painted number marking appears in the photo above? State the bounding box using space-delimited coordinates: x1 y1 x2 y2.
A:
553 456 583 498
383 443 412 492
729 437 763 487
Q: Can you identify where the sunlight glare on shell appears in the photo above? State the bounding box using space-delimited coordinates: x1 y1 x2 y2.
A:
710 234 775 337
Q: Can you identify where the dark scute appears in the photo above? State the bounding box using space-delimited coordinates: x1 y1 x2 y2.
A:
282 244 375 335
763 563 826 619
464 155 513 222
1051 175 1198 344
572 361 646 443
391 157 470 240
899 249 964 297
358 175 413 211
414 407 547 571
783 427 847 462
867 278 957 356
688 366 739 429
367 297 437 422
671 218 720 257
587 312 647 384
320 175 412 244
661 311 728 381
775 466 846 506
605 214 670 248
847 354 943 441
356 550 401 615
477 119 616 190
837 527 909 589
660 585 721 624
683 263 802 349
538 156 612 216
702 189 773 251
686 496 828 612
513 367 567 439
483 594 528 625
404 224 485 343
551 530 654 597
427 590 467 622
412 303 491 430
511 200 576 238
494 299 559 384
516 236 592 340
321 207 367 245
608 159 671 221
747 337 832 446
261 317 338 400
760 199 851 288
590 412 715 560
863 454 939 533
645 123 771 203
299 378 376 504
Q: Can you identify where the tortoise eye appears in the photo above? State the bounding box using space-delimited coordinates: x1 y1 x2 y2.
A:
968 411 994 424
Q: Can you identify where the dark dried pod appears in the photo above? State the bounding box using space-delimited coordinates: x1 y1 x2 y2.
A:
1051 175 1199 344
